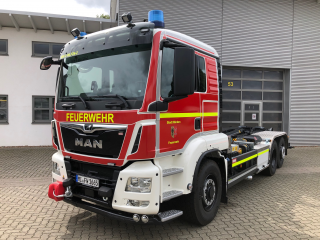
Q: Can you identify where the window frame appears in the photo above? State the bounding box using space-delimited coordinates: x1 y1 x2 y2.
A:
160 47 175 98
32 41 65 58
32 96 55 124
0 95 8 124
195 54 207 93
0 39 8 56
160 47 209 98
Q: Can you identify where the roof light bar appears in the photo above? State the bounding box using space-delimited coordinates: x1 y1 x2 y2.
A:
148 10 165 28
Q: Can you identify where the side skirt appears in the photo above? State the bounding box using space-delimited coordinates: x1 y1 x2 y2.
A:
227 165 258 188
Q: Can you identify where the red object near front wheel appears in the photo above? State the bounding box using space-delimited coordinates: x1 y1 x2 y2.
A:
48 181 65 201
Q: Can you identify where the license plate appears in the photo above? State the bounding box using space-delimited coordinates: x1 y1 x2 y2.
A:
76 175 99 188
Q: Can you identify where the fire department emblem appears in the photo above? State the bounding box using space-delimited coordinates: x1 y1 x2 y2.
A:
171 126 177 138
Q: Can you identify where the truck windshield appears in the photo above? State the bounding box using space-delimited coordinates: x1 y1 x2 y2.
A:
57 43 152 109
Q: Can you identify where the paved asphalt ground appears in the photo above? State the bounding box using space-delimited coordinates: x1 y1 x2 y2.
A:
0 147 320 240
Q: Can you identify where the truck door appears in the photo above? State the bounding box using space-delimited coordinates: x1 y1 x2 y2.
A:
198 55 219 134
159 47 200 154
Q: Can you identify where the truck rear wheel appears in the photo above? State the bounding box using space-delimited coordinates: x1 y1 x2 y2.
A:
182 160 222 226
263 141 278 176
277 137 285 168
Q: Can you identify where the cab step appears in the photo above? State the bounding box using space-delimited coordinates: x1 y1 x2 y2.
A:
162 168 183 177
158 210 183 222
163 190 183 201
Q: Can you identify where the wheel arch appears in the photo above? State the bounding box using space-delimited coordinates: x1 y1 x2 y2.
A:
274 134 289 155
192 149 228 203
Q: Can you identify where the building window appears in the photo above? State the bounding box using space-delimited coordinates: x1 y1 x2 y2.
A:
32 96 55 123
0 39 8 56
32 42 64 58
0 95 8 123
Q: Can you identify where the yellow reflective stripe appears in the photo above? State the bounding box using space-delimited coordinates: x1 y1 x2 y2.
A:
160 113 200 118
202 112 218 117
160 112 218 118
232 154 257 167
258 149 269 156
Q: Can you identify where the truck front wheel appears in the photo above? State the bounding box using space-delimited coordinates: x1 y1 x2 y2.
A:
182 160 222 226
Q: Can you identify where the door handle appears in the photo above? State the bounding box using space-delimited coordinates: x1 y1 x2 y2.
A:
195 118 201 130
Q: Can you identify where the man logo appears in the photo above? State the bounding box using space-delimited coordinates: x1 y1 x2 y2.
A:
84 124 93 131
75 138 102 149
171 126 177 138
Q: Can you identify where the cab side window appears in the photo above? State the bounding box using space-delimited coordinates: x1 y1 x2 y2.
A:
161 48 207 97
161 47 175 98
196 55 206 92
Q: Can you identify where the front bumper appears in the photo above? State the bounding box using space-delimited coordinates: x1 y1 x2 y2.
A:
51 152 161 215
64 197 162 224
112 161 160 215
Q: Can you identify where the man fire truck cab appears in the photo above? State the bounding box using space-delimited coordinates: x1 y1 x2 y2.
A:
41 10 288 226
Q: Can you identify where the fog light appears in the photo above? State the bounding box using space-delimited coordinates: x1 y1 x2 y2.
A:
52 162 60 176
126 177 152 193
127 199 150 207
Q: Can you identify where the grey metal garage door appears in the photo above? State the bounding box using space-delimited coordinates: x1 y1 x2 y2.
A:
221 67 284 131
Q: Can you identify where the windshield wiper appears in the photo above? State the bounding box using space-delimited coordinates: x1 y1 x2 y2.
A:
78 94 90 110
60 95 90 110
93 95 129 109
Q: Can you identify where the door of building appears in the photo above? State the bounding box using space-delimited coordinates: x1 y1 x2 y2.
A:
241 101 262 127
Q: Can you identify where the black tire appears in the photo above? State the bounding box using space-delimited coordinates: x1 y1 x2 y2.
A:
262 141 278 176
181 160 222 226
277 137 286 168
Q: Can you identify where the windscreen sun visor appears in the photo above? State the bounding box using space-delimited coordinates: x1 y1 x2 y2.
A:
60 22 154 62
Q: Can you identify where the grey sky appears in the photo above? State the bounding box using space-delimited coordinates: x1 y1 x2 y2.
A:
75 0 110 13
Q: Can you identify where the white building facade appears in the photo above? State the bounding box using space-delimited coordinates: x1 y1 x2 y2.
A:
0 10 116 146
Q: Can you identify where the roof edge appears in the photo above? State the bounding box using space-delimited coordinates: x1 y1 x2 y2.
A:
0 9 116 23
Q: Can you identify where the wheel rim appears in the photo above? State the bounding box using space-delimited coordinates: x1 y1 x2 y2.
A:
202 175 216 211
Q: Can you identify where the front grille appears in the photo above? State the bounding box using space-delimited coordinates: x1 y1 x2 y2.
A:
60 123 127 158
67 159 120 207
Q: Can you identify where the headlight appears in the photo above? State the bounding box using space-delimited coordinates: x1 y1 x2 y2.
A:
127 199 150 207
125 177 152 193
52 162 60 176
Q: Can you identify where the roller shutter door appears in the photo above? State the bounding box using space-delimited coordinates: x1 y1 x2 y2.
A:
221 67 284 132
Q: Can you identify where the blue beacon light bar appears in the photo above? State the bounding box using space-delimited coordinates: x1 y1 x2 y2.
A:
74 32 87 39
148 10 165 28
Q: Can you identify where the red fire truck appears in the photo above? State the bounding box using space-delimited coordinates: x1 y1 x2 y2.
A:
41 11 288 225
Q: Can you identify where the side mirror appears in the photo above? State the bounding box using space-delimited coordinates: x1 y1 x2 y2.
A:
173 47 195 96
40 56 53 70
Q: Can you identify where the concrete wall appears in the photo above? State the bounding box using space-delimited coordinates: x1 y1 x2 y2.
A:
0 27 72 146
